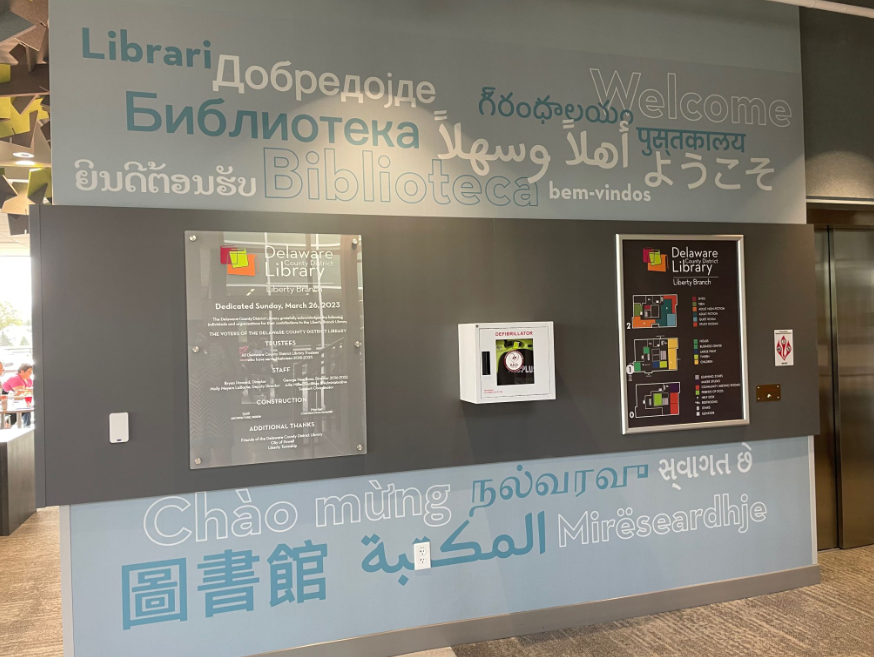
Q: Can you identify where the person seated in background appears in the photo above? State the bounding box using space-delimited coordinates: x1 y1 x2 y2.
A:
3 363 33 427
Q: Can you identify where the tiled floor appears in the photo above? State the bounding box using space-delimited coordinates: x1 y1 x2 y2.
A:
3 508 874 657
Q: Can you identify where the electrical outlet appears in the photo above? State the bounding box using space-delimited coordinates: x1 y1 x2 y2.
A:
414 541 431 570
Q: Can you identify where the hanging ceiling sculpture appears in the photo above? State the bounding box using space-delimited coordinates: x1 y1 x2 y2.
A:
0 0 49 239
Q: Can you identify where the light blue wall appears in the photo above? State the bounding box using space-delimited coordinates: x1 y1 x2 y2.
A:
51 0 806 221
68 438 813 657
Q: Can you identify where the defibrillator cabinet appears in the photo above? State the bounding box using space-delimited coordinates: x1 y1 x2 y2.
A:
458 322 556 404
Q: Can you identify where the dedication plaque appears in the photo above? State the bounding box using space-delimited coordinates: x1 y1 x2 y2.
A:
185 231 366 468
616 235 748 434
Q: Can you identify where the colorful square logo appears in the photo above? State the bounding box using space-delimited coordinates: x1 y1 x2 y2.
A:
221 246 256 277
643 248 667 272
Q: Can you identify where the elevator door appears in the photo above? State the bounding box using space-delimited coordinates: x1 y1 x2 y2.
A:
830 228 874 548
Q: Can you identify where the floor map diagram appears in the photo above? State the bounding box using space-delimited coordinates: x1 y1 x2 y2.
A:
618 235 747 433
630 337 678 375
632 294 678 328
635 382 680 417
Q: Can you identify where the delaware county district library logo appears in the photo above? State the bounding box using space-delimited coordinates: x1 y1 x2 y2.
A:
220 245 257 277
643 247 667 272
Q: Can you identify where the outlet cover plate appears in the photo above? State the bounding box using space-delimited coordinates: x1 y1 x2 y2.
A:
414 541 431 570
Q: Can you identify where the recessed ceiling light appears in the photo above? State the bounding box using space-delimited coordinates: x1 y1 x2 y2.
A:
12 152 33 158
14 160 36 166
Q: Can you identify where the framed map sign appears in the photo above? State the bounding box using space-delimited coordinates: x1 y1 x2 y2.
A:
616 235 748 434
184 230 366 469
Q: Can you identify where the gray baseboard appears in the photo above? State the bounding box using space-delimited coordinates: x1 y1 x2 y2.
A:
255 565 820 657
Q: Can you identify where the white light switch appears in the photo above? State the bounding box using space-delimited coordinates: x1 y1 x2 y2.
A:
109 412 129 443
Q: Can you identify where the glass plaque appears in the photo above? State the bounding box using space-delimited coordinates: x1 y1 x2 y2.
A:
185 231 366 469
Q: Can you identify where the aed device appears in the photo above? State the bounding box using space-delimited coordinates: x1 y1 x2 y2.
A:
458 322 556 404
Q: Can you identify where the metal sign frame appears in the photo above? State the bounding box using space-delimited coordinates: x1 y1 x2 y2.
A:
616 234 749 434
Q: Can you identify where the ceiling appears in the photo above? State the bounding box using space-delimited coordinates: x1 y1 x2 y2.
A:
0 0 50 257
0 0 52 257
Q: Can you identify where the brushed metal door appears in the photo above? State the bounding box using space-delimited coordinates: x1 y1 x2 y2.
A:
832 228 874 548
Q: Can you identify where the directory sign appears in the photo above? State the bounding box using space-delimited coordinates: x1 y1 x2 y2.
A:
617 235 748 434
184 230 366 468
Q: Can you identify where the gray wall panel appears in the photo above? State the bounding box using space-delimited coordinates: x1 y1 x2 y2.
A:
32 206 819 505
802 5 874 201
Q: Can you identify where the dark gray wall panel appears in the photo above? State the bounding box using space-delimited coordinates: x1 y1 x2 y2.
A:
32 206 819 505
801 4 874 201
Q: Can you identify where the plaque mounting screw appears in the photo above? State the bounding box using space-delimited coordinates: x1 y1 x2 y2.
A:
351 238 359 247
354 340 361 348
357 445 363 451
189 235 197 241
194 457 202 465
192 346 200 353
